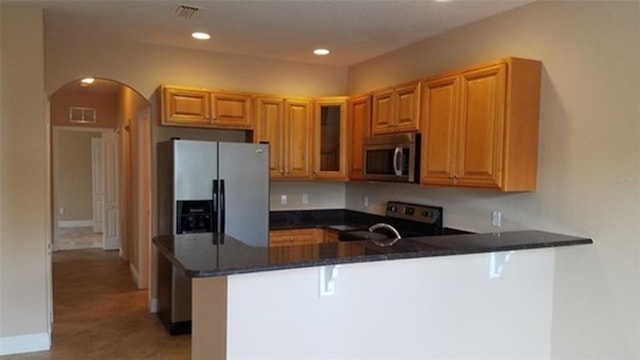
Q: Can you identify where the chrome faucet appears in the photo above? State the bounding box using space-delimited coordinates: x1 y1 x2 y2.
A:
368 223 401 247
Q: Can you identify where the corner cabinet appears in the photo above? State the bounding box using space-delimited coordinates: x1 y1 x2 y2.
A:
313 97 348 180
371 81 420 135
420 57 541 192
255 96 313 180
160 85 253 130
348 95 371 180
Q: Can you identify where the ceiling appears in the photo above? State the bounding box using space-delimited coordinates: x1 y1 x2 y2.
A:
11 0 535 67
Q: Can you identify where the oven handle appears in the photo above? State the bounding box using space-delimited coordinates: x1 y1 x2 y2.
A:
393 147 403 176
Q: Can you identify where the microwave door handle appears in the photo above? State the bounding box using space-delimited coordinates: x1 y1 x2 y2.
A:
393 147 403 176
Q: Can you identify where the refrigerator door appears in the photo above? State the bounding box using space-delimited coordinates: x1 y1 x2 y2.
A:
174 140 218 200
218 142 269 247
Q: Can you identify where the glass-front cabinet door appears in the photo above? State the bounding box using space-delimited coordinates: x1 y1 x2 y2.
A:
313 97 348 180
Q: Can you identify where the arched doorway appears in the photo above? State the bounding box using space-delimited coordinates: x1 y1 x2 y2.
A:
49 78 152 290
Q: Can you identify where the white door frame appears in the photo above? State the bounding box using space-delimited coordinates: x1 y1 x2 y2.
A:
51 126 115 251
91 138 105 233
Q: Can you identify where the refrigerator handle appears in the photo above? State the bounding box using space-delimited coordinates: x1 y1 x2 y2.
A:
212 180 219 233
220 179 226 234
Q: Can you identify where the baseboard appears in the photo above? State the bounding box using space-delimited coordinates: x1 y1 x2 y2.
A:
58 220 94 228
0 332 50 356
150 297 159 313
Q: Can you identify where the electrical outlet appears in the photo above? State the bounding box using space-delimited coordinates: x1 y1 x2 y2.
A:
363 196 369 208
59 207 65 215
491 211 502 227
280 195 287 205
302 193 309 204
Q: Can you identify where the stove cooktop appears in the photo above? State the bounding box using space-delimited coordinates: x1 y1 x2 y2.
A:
339 201 444 241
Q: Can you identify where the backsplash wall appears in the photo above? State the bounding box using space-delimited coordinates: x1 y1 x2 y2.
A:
346 182 537 234
270 181 345 211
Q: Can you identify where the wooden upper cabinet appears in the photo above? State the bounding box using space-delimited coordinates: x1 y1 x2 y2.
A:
161 87 211 126
420 57 541 192
210 92 252 129
313 97 348 180
159 85 253 130
348 95 371 180
371 89 393 133
420 75 459 186
284 98 313 179
254 96 285 178
255 96 312 180
371 81 420 135
456 64 506 188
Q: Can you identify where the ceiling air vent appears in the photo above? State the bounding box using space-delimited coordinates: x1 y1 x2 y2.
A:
69 107 96 123
174 4 200 18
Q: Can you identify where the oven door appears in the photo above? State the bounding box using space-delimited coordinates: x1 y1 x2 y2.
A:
364 142 416 182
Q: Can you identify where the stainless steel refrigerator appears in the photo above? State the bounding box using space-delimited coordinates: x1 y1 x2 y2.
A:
156 139 269 335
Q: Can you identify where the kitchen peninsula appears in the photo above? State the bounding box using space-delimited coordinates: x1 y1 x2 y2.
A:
154 230 591 359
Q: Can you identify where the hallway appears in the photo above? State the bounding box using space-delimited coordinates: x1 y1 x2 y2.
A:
2 250 190 359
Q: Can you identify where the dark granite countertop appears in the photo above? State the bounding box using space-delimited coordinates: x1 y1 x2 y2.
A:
269 209 381 231
153 230 592 278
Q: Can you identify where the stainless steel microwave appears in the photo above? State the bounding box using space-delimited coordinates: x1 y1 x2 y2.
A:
363 133 420 183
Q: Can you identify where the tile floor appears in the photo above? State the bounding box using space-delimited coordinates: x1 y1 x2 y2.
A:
1 249 190 360
57 227 102 250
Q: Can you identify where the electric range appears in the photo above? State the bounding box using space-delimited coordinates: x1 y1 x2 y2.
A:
339 201 444 242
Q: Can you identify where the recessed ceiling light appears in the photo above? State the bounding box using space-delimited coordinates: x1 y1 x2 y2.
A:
313 48 330 56
192 32 211 40
81 77 95 84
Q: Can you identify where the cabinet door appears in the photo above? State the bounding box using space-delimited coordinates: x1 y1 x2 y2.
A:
421 75 459 186
284 98 312 179
323 229 339 243
394 82 421 133
349 95 371 180
313 97 348 180
255 96 285 178
456 63 506 188
371 89 394 135
211 92 252 129
162 87 211 126
269 229 323 247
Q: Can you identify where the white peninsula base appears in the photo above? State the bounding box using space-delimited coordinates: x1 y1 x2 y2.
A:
193 248 555 359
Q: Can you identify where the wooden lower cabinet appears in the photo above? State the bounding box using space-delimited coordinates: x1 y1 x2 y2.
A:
269 228 323 263
323 229 339 243
269 228 324 247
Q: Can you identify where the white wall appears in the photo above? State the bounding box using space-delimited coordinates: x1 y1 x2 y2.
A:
346 1 640 358
0 5 50 355
270 182 345 211
45 32 347 99
56 130 102 222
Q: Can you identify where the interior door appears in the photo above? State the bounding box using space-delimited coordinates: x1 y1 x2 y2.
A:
102 130 121 250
